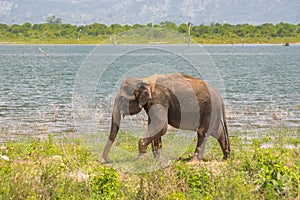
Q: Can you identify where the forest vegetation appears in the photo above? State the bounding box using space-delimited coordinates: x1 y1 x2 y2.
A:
1 16 300 44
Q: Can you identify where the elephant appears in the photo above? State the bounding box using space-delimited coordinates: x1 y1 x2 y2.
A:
102 73 230 163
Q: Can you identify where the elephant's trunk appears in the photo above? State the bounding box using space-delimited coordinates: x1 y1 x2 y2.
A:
102 108 121 162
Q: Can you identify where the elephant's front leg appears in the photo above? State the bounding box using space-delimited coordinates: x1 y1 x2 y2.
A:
151 137 162 159
138 124 167 158
138 105 168 159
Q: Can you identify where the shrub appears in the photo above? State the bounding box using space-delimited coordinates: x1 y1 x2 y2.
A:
245 148 299 199
90 166 120 199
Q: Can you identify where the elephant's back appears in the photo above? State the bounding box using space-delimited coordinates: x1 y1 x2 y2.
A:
163 73 211 130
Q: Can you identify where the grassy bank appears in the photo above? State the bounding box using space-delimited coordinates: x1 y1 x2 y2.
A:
0 36 108 45
1 35 300 45
0 128 299 199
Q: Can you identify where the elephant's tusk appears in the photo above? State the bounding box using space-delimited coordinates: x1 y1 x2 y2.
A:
120 112 125 120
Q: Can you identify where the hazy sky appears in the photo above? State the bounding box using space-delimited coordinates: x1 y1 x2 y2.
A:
0 0 299 25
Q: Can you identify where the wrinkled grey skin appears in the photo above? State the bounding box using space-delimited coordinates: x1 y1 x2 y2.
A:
102 73 230 163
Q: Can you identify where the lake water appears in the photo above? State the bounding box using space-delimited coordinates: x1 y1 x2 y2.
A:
0 44 299 142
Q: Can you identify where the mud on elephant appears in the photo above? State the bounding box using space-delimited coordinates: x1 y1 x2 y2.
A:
102 73 230 163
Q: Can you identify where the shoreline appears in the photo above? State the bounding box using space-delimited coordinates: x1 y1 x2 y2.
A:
1 42 300 46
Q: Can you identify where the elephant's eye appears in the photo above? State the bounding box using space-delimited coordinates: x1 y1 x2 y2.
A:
129 95 136 102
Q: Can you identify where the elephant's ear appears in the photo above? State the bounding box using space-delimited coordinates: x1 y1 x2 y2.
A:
137 82 151 108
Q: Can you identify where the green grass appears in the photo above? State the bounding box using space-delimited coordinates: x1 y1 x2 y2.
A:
0 128 299 199
1 35 299 45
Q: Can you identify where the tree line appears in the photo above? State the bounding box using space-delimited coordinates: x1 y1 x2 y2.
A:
1 16 299 44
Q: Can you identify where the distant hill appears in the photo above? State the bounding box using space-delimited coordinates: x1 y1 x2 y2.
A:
1 0 300 25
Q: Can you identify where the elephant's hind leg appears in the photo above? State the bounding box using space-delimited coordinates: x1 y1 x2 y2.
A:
192 127 209 161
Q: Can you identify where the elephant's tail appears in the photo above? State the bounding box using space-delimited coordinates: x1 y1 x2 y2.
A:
222 102 231 153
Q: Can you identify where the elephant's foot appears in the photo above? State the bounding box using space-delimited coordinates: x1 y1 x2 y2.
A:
221 150 231 161
152 149 161 159
187 154 202 165
100 158 112 165
222 155 229 161
137 153 149 160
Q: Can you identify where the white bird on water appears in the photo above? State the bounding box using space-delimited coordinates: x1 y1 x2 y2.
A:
38 47 49 57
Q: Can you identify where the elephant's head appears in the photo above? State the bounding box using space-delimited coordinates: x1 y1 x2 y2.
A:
102 78 152 162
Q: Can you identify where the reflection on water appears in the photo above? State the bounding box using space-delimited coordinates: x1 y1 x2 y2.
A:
0 44 299 142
